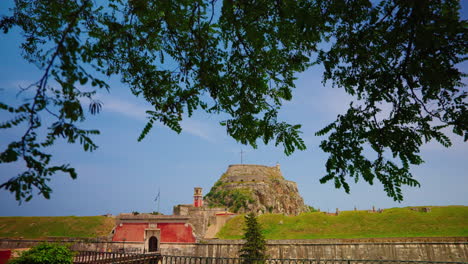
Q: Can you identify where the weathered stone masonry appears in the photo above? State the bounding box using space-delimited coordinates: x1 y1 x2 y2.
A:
1 237 467 261
159 238 468 262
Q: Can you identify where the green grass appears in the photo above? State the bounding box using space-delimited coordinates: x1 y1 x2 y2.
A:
0 216 115 239
217 206 468 239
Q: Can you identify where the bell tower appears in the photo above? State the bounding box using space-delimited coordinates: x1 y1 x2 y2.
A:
194 187 203 207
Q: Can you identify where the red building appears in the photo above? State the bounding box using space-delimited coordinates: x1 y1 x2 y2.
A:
112 187 232 252
0 250 11 264
112 215 196 252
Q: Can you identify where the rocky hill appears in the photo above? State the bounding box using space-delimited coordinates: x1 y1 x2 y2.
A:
204 164 309 215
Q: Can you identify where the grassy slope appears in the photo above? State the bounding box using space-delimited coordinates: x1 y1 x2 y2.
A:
217 206 468 239
0 216 115 239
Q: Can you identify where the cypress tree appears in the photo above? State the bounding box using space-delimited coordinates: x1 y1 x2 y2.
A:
239 213 267 264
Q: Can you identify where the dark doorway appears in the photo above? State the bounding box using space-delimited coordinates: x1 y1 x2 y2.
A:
148 236 158 252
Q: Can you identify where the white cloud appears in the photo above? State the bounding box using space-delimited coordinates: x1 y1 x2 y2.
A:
99 95 148 121
294 85 354 117
292 83 467 153
94 94 220 143
181 119 220 143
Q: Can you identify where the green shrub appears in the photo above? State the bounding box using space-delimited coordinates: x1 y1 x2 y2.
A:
9 243 74 264
151 211 163 215
205 188 254 212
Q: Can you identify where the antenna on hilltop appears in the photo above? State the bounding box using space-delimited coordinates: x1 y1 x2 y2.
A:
240 149 244 165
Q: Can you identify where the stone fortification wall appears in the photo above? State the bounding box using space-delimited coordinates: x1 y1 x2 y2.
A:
1 238 467 261
0 239 145 253
173 204 192 216
204 214 236 239
173 205 228 238
222 164 283 183
223 174 269 183
160 238 468 262
116 214 190 223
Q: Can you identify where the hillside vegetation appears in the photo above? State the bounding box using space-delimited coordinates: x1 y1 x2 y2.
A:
217 206 468 239
0 216 115 239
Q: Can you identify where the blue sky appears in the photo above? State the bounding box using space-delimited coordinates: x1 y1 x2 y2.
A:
0 2 467 216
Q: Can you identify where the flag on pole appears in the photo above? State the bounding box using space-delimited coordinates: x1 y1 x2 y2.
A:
154 189 160 202
154 188 161 213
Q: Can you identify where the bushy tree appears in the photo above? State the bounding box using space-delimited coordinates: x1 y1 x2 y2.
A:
9 243 74 264
307 205 318 212
239 213 267 264
0 0 466 202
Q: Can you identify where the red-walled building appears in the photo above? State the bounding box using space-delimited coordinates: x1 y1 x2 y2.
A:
0 250 11 264
112 215 196 252
112 187 232 252
112 188 201 253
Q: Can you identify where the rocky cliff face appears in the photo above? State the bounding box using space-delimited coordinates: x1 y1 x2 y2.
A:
204 164 309 215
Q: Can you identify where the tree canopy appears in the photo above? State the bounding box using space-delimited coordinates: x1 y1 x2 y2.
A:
9 243 74 264
0 0 466 202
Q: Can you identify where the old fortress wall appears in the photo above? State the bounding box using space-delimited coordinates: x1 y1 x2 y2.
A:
159 238 468 262
221 164 283 183
1 238 467 261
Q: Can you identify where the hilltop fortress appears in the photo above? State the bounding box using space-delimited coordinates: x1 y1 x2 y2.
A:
111 163 308 252
205 164 309 215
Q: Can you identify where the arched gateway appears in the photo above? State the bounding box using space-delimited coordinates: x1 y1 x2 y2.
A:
148 236 158 252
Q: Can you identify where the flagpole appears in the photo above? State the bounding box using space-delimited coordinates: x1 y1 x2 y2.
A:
154 188 161 214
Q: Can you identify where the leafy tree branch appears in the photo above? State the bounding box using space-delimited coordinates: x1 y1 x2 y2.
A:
0 0 466 202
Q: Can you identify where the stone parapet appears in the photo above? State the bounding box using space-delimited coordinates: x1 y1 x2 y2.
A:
1 238 467 261
162 238 468 261
116 214 191 226
223 164 284 182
